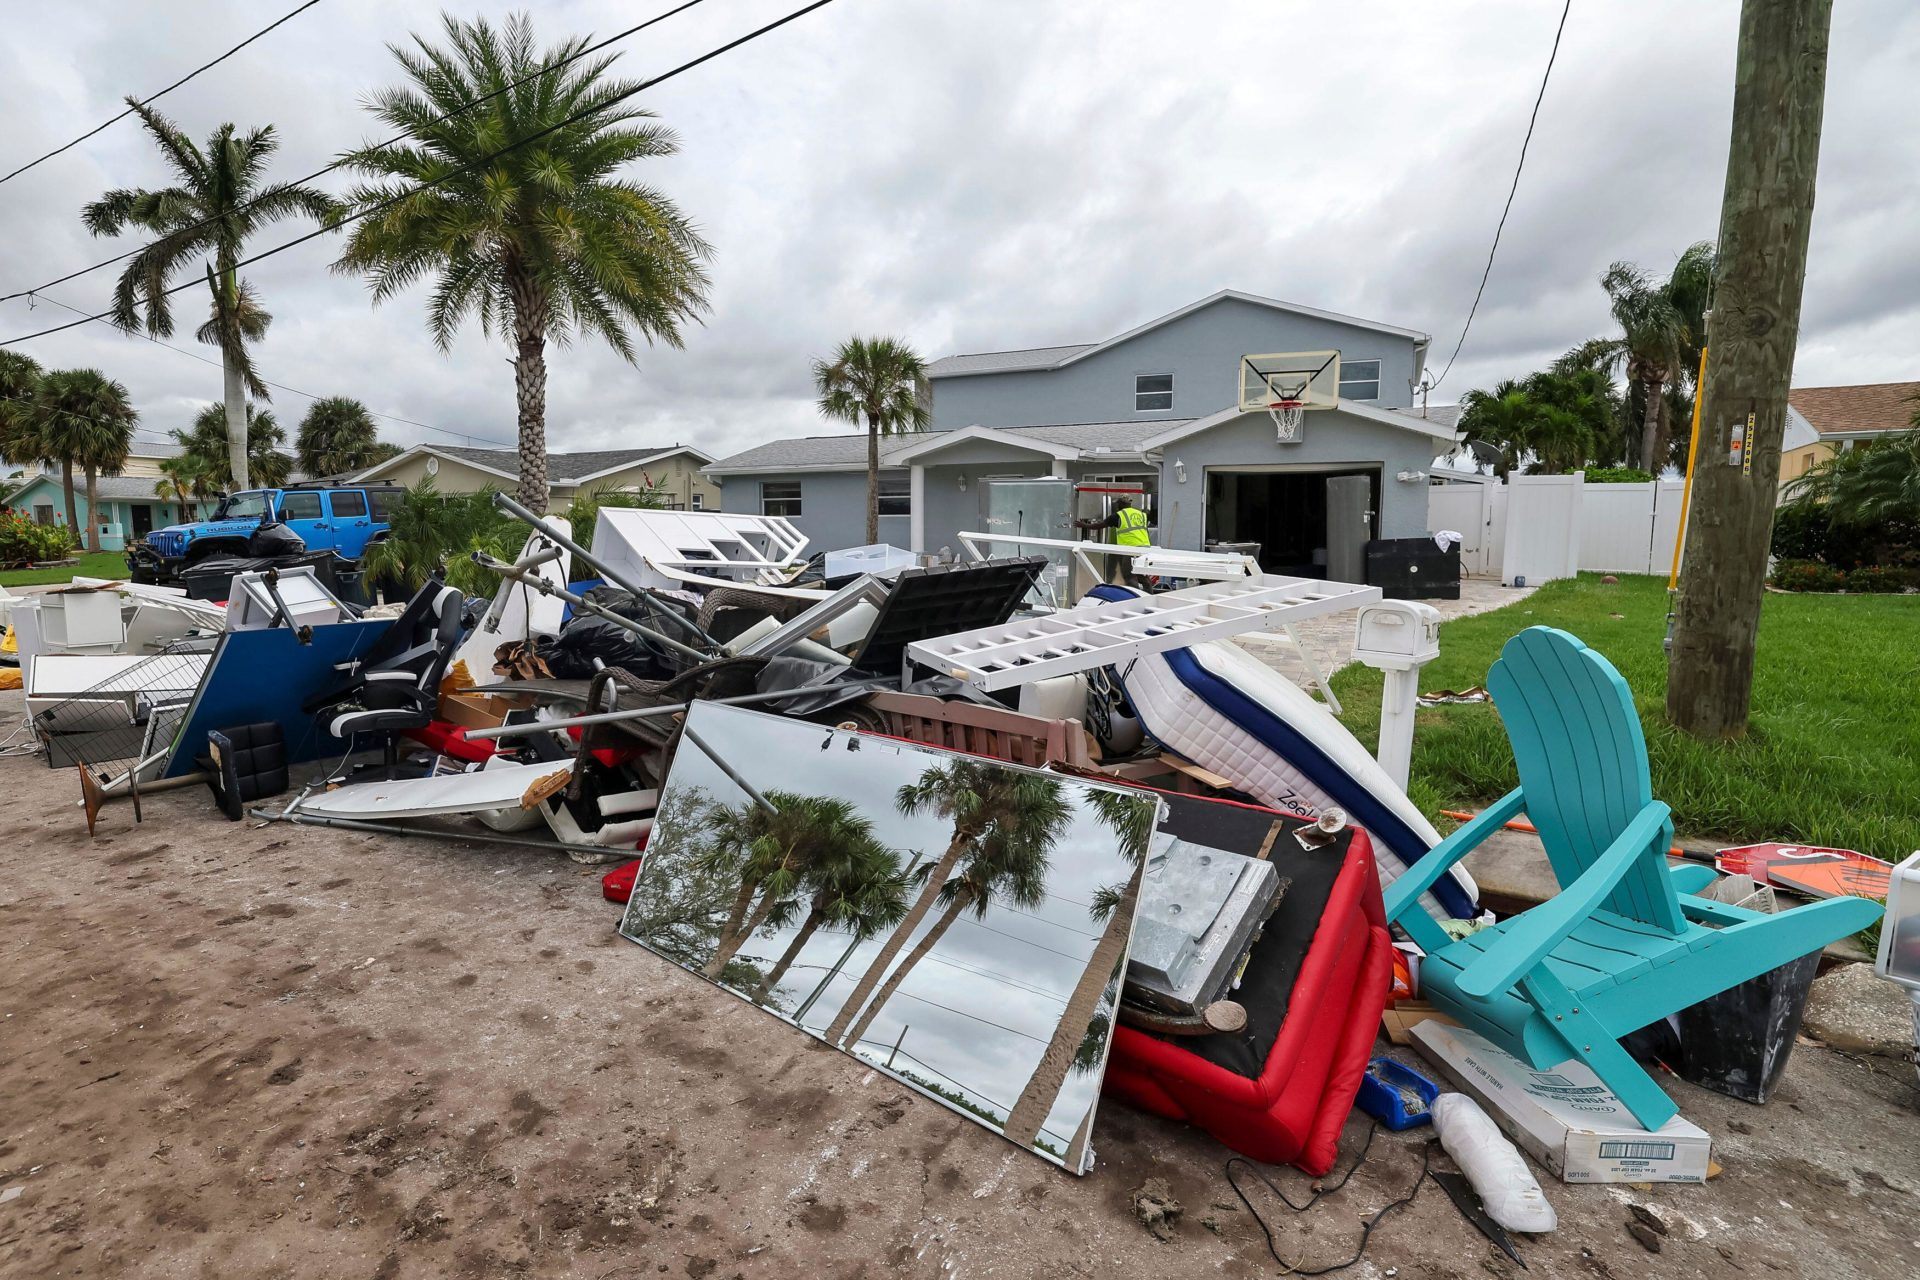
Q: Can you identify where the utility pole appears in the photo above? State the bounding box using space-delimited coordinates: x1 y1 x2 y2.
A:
1667 0 1831 739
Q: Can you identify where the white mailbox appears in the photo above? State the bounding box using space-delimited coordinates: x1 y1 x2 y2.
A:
1353 600 1441 670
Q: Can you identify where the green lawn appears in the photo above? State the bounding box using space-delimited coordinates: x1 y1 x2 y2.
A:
0 550 130 587
1328 573 1920 858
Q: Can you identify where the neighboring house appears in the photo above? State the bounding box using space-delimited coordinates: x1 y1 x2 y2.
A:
2 472 197 550
1781 381 1919 489
352 443 719 510
704 289 1458 573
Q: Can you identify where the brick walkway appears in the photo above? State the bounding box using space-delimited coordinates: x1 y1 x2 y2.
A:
1234 574 1537 693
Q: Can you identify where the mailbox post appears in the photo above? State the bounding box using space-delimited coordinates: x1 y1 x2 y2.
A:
1351 600 1441 792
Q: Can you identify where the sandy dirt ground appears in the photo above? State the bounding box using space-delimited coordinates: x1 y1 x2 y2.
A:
2 689 1918 1280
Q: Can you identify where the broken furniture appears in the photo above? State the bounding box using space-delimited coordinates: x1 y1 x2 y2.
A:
1103 791 1393 1177
305 582 465 778
201 722 289 821
224 565 349 634
588 504 808 593
1385 626 1881 1131
617 701 1160 1175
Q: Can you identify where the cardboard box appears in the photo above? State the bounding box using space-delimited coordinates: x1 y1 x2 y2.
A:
438 689 528 731
1410 1020 1711 1184
1381 1000 1458 1046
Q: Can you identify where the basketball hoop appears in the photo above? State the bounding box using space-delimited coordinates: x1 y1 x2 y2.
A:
1268 399 1306 442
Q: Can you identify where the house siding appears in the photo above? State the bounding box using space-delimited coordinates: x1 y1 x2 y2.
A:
931 296 1424 429
364 453 509 493
4 476 191 550
584 454 721 510
716 470 910 552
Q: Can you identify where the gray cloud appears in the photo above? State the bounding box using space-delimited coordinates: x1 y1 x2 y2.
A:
2 0 1916 463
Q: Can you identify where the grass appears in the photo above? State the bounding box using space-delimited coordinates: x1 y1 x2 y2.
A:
1328 573 1920 858
0 550 131 587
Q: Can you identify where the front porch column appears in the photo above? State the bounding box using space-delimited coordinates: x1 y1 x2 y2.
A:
909 465 926 553
1050 459 1068 479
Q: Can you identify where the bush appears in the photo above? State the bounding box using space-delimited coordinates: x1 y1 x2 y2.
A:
0 511 77 566
1841 565 1916 594
1772 496 1918 568
1769 558 1846 592
1583 466 1656 484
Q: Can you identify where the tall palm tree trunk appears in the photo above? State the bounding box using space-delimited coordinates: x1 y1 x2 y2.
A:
83 463 102 552
840 888 972 1052
864 409 880 544
704 876 763 978
216 261 251 491
824 831 972 1044
1637 374 1666 472
510 263 551 515
751 908 826 1004
705 882 787 979
60 459 79 545
1002 879 1140 1148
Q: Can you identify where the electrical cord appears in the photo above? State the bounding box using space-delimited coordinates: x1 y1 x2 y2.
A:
1427 0 1572 391
1225 1126 1438 1276
0 1 326 186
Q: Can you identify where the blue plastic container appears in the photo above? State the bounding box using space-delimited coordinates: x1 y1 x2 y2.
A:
1355 1056 1440 1130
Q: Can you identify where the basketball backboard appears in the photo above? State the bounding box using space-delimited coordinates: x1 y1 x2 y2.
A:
1238 351 1342 413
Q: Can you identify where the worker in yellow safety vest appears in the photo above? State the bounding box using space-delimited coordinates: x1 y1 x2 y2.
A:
1075 495 1153 586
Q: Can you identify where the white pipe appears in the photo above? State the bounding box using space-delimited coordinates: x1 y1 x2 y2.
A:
598 788 660 817
595 816 654 847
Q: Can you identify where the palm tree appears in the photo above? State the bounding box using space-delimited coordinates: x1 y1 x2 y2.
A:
1456 379 1536 478
1001 789 1155 1149
1557 241 1715 471
335 12 712 516
814 337 932 544
0 351 44 465
297 397 393 477
358 478 522 598
34 370 138 549
173 402 291 490
749 836 909 1007
82 102 337 492
824 761 1060 1045
838 796 1067 1054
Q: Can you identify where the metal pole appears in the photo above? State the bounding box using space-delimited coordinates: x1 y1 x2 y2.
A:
252 805 614 858
472 552 710 665
679 722 779 816
491 491 719 648
463 681 872 741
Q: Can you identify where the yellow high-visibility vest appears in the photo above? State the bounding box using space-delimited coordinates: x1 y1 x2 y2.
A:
1114 505 1150 546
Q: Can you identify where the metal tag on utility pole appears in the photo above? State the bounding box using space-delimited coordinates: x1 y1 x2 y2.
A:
1728 412 1752 467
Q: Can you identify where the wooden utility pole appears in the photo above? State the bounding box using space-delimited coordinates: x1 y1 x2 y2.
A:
1667 0 1831 739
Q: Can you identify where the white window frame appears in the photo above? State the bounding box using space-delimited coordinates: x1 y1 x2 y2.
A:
690 492 705 511
1135 372 1174 413
760 480 803 517
1339 359 1382 403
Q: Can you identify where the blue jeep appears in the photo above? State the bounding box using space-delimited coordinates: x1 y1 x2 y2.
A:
127 483 405 582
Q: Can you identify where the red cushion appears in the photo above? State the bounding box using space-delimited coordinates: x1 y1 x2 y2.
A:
1102 827 1393 1176
404 720 497 763
601 858 643 904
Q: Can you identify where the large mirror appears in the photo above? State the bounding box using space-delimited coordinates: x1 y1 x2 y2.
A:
619 702 1159 1173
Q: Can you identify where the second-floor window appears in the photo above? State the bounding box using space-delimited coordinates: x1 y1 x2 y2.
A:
761 481 802 517
1340 359 1381 402
1135 373 1174 412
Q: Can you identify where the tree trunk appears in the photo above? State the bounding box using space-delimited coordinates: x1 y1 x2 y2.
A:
60 458 79 547
84 463 101 552
864 410 880 545
515 331 549 515
222 353 249 491
840 888 972 1053
824 829 973 1044
751 908 826 1004
704 876 763 978
1001 876 1141 1149
1063 1099 1095 1173
705 883 789 981
1669 0 1831 739
1638 374 1665 472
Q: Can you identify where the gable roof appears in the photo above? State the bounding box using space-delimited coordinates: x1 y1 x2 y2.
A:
1141 399 1461 452
353 443 712 486
5 473 176 504
1787 381 1920 439
927 289 1430 379
705 420 1176 474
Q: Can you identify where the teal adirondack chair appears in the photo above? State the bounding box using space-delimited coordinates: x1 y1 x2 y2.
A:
1385 626 1881 1130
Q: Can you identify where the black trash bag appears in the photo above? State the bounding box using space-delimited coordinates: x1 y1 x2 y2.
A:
247 520 306 558
534 614 672 680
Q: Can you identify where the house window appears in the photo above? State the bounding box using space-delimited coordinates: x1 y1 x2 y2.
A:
761 481 802 517
33 504 53 525
1135 373 1174 412
1339 359 1381 402
877 473 910 517
690 492 705 511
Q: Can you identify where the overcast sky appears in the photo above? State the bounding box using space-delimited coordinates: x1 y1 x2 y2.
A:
2 0 1915 462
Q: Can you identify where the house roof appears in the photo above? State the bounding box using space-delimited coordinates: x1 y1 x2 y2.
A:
927 289 1431 379
1787 382 1920 439
705 420 1177 474
353 443 713 486
1389 403 1464 433
1141 399 1461 452
5 473 173 503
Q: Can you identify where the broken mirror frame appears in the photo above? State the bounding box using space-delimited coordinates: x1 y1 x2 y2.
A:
618 702 1160 1174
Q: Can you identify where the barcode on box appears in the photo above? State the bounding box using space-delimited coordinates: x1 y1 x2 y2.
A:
1598 1140 1676 1161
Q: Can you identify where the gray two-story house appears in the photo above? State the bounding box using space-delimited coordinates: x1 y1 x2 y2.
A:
704 289 1459 576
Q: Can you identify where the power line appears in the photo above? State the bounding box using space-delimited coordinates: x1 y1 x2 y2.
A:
0 1 326 187
14 290 511 447
955 916 1091 963
886 988 1051 1045
0 0 713 305
1 0 841 348
1427 0 1572 391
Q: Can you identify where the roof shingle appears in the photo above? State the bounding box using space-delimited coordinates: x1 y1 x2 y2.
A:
1787 382 1920 438
706 420 1181 473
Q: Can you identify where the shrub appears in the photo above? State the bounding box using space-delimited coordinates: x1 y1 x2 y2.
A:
563 485 663 553
1769 558 1846 592
1772 495 1919 568
1841 565 1915 594
0 511 77 566
1583 466 1656 484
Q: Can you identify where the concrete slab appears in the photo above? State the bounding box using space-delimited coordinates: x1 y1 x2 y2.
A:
1804 961 1920 1058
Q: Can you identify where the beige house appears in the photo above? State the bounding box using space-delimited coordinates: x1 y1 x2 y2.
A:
352 443 720 510
1780 381 1920 493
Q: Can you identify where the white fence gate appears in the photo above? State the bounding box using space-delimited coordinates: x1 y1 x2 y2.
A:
1431 475 1690 579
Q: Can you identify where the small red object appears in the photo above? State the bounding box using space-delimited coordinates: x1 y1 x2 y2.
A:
404 720 497 763
1715 842 1891 900
601 858 643 904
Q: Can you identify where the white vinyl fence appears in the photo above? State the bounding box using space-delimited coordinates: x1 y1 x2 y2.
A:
1429 475 1689 581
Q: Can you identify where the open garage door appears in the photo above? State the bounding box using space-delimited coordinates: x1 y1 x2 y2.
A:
1204 467 1379 579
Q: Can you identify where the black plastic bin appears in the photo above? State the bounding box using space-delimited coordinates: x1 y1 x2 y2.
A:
1364 537 1461 599
1676 950 1821 1104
